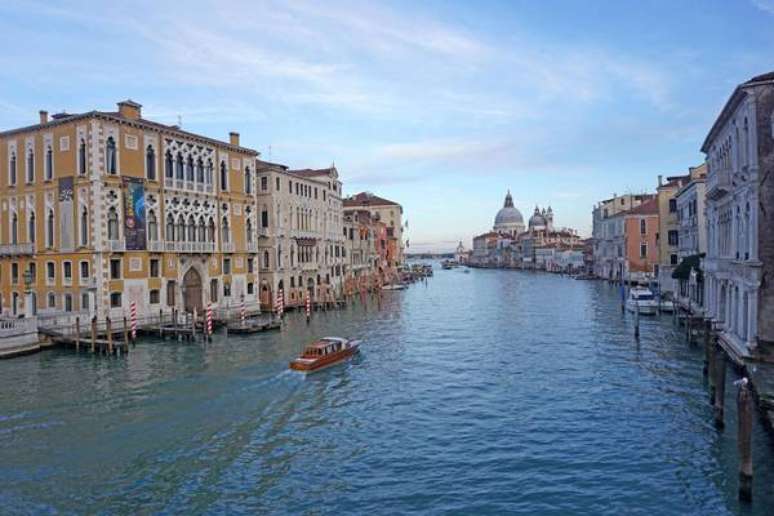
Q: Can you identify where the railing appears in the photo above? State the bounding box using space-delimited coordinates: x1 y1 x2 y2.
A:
258 227 270 237
222 242 235 253
707 170 731 199
36 310 91 330
162 241 216 253
0 243 34 256
0 317 38 337
107 240 126 252
149 241 164 252
164 177 174 188
247 242 258 252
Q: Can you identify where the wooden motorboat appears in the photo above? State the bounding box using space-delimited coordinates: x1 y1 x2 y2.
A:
626 287 659 315
289 337 360 373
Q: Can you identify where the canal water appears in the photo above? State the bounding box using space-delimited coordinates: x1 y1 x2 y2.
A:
1 267 773 515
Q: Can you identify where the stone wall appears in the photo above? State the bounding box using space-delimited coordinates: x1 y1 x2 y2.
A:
757 84 774 345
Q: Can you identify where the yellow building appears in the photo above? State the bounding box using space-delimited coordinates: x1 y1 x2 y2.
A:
0 100 259 321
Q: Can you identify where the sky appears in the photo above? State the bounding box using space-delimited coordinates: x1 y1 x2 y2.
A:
1 0 773 252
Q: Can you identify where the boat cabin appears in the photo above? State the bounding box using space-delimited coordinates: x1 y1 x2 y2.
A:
301 338 347 358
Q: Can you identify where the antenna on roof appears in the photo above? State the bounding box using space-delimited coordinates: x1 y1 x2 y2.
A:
177 114 182 127
268 145 272 161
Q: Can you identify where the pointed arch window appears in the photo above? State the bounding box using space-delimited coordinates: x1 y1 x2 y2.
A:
221 217 230 243
246 218 253 243
166 216 175 241
146 145 156 180
187 215 196 242
198 217 206 242
11 212 18 244
80 206 88 246
79 139 87 175
165 151 174 178
107 207 119 240
46 209 55 247
106 137 117 174
26 148 34 183
45 145 53 180
245 166 252 194
263 250 270 268
186 156 194 182
148 210 158 241
208 218 216 242
220 161 228 191
176 215 185 242
9 152 16 185
175 153 184 180
196 158 204 183
206 159 213 185
28 212 35 244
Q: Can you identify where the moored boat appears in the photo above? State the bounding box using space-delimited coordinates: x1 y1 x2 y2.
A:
289 337 360 373
626 287 659 315
382 283 407 290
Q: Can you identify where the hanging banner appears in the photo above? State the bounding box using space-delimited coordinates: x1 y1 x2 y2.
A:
123 178 146 250
58 177 74 251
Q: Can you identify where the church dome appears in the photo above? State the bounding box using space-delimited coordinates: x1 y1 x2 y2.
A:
494 191 524 227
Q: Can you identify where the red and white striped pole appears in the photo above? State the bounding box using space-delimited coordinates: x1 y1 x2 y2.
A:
130 301 137 342
240 297 246 327
206 303 213 341
305 291 311 324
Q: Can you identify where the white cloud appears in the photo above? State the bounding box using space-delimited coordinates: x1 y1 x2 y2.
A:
751 0 774 14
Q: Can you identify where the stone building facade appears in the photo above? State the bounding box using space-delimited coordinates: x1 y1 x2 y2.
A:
702 72 774 356
343 193 404 267
0 100 259 321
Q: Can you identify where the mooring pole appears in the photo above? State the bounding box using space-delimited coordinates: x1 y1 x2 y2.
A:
106 317 113 355
159 308 163 338
123 315 129 354
703 319 711 376
91 316 97 353
75 316 80 352
707 332 717 404
737 379 753 502
634 300 640 340
713 345 727 429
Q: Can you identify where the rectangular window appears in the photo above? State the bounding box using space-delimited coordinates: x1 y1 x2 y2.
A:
167 281 176 306
110 292 121 307
11 263 18 284
670 254 678 265
276 177 280 191
247 258 254 273
63 261 72 282
668 230 679 246
669 199 677 213
640 243 647 258
223 258 231 275
29 262 36 283
210 279 218 303
150 258 160 278
47 262 55 283
223 282 231 297
639 219 646 235
110 259 121 279
261 176 268 191
48 292 56 308
80 261 89 280
81 293 89 310
149 289 160 304
64 294 73 312
247 282 254 295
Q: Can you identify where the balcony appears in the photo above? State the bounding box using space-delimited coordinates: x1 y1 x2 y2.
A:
222 242 235 253
258 227 271 237
107 240 126 252
164 176 215 194
706 170 731 200
166 241 216 253
247 241 258 253
0 242 34 256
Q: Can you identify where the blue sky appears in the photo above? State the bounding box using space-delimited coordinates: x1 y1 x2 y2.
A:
1 0 773 252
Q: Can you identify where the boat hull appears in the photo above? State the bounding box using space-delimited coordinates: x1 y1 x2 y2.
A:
626 301 658 315
289 344 360 373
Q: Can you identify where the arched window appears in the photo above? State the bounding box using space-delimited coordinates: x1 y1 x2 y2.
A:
245 167 252 194
165 151 173 178
80 207 88 246
744 202 751 260
106 137 116 174
107 207 119 240
11 212 18 244
196 158 204 183
187 215 196 241
148 210 158 241
28 212 35 243
198 217 206 242
166 216 174 241
175 153 184 180
176 215 185 242
246 218 253 243
743 118 749 167
206 159 213 185
208 218 216 242
47 209 55 247
79 139 86 175
220 161 228 191
146 145 156 180
26 148 34 183
9 152 16 185
263 250 270 268
45 146 53 180
221 217 230 243
186 156 194 182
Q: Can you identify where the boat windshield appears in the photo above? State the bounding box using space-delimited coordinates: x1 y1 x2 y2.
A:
635 294 654 301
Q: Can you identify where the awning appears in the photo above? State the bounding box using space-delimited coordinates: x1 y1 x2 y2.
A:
672 253 704 281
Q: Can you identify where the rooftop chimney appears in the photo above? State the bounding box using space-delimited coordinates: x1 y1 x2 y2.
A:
39 110 48 124
658 175 663 187
229 132 240 146
117 99 142 120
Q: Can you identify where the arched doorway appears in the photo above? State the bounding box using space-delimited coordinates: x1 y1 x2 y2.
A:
183 267 203 313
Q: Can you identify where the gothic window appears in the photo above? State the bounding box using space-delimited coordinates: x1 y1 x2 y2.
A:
744 202 751 260
47 209 55 247
107 207 119 240
176 215 185 242
261 208 269 228
45 145 53 180
148 210 158 241
206 159 213 185
106 137 117 174
146 145 156 180
9 152 16 185
220 161 228 191
187 215 196 241
11 212 18 244
165 150 173 178
176 153 184 180
166 216 174 241
186 156 194 182
26 148 34 183
28 212 35 243
208 218 216 242
196 158 204 183
245 166 252 194
221 217 230 243
79 139 87 175
246 218 253 243
198 218 206 242
263 250 270 268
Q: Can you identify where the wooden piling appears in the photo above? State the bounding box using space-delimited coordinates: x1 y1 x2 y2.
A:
106 317 113 355
91 316 96 353
737 380 753 502
159 308 163 338
713 346 726 429
173 309 178 341
192 308 197 342
707 331 716 404
634 303 640 339
686 315 692 344
703 319 711 377
123 316 129 353
75 316 81 352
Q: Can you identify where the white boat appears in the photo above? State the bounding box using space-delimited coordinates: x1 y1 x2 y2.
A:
382 283 407 291
658 299 675 313
626 287 659 315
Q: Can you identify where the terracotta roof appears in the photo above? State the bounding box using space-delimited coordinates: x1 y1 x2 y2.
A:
624 198 659 216
255 159 289 171
473 231 499 240
0 109 258 155
343 192 400 208
288 167 336 178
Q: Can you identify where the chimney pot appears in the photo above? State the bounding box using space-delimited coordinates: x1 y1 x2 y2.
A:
117 100 142 120
229 132 240 146
39 110 48 124
658 174 663 187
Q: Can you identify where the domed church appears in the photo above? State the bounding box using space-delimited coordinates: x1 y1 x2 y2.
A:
493 190 525 236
